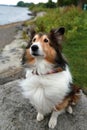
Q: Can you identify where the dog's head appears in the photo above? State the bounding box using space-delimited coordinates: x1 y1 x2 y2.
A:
22 27 67 69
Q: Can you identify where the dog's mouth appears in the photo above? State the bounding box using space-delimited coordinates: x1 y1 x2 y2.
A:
31 51 44 57
32 52 40 56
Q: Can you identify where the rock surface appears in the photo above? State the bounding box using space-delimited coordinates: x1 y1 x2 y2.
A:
0 30 27 84
0 80 87 130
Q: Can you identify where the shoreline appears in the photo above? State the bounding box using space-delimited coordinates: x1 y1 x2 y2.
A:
0 11 45 50
0 13 35 49
0 21 23 50
0 21 24 28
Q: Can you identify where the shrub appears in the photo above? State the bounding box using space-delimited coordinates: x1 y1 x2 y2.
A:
34 6 86 41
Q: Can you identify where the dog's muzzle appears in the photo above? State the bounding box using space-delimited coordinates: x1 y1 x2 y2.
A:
31 45 39 52
30 45 40 56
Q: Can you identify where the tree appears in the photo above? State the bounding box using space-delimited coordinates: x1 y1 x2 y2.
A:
77 0 86 8
57 0 77 6
17 1 25 7
17 1 34 7
57 0 87 8
45 0 56 8
57 0 62 7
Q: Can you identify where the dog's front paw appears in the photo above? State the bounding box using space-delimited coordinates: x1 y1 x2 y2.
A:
67 106 73 114
48 118 57 129
37 113 44 121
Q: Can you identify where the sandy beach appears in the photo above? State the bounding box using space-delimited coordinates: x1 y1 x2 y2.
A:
0 22 23 50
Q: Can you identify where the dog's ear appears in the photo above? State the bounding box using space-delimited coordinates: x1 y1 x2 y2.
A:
26 27 36 49
26 27 36 39
50 27 65 44
54 27 65 35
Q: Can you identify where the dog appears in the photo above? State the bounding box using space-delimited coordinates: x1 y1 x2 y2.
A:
20 27 81 129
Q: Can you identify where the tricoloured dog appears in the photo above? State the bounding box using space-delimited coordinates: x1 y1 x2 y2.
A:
20 27 81 129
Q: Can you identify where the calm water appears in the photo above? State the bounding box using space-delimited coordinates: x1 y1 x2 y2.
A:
0 5 31 25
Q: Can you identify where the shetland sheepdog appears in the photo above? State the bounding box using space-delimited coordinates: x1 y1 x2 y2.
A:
20 27 81 129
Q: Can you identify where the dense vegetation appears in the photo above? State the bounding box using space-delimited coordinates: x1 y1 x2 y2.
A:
23 6 87 91
17 0 57 8
17 0 87 8
17 1 33 7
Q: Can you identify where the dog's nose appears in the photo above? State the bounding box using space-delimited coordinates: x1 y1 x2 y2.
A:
31 45 38 52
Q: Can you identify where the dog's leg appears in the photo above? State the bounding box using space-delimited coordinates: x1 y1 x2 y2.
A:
48 110 63 129
66 106 73 114
37 112 44 121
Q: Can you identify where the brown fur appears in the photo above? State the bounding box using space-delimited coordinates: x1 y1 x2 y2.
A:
33 34 56 63
55 97 70 111
57 67 63 72
25 49 35 65
68 84 81 105
55 84 81 111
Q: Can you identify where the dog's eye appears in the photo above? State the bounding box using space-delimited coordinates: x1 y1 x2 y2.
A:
44 38 48 43
33 38 36 42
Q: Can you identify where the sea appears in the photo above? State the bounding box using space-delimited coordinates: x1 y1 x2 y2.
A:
0 5 32 25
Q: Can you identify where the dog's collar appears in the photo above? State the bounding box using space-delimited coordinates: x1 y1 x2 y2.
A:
32 67 63 75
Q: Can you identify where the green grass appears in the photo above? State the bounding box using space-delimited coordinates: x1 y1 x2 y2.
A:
63 29 87 89
29 6 49 12
24 6 87 91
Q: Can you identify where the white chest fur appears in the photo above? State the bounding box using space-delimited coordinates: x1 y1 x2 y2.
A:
20 65 72 115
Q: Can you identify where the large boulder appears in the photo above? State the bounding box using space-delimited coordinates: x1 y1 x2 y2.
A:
0 80 87 130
